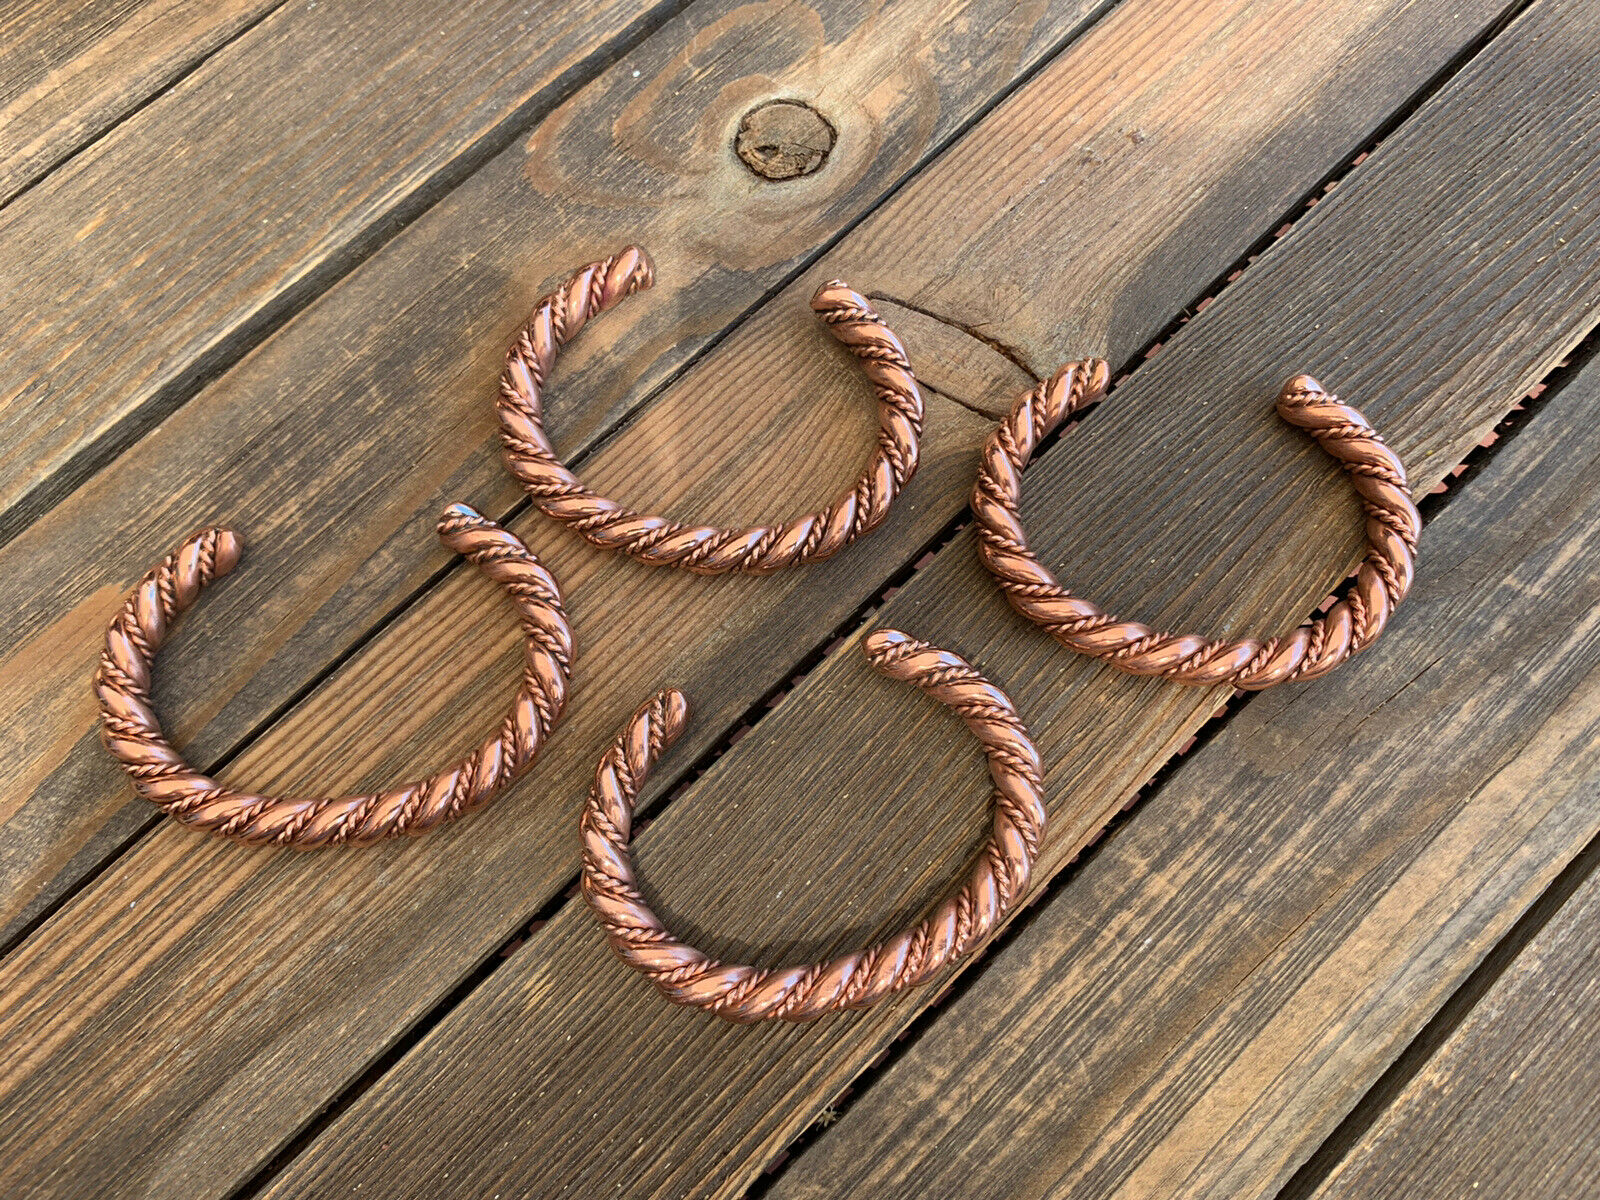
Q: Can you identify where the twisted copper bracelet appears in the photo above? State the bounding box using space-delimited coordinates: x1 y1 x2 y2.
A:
94 504 573 847
973 368 1419 689
497 246 924 573
581 629 1045 1022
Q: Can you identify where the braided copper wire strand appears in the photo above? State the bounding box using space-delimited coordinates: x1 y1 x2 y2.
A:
94 504 573 847
581 629 1046 1023
497 246 924 574
972 368 1420 689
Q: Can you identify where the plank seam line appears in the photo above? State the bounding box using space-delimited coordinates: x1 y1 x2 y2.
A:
1271 326 1600 1200
0 0 702 552
431 0 1132 499
217 500 981 1200
0 0 1131 555
0 0 1136 957
3 0 1548 1184
1276 827 1600 1200
747 315 1600 1200
0 0 296 212
740 683 1257 1192
221 52 1543 1181
222 305 1590 1200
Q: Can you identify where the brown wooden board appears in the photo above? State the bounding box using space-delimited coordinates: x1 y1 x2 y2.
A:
0 0 706 540
766 352 1600 1200
244 2 1600 1195
0 0 1527 1196
0 0 284 205
1311 848 1600 1200
0 0 1489 940
760 360 1600 1200
0 0 1121 941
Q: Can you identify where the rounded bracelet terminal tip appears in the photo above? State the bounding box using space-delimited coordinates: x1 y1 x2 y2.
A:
973 368 1417 689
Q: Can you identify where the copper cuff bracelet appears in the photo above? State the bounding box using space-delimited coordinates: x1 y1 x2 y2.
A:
580 629 1046 1022
972 367 1419 689
497 246 925 573
94 504 573 846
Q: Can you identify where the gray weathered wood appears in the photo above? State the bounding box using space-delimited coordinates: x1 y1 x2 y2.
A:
0 0 1117 941
0 0 692 538
1310 852 1600 1199
765 345 1600 1200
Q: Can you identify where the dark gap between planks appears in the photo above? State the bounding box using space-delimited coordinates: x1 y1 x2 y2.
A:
224 19 1544 1178
3 2 1548 1196
1268 327 1600 1200
0 0 702 552
744 326 1585 1194
0 0 295 214
0 0 1127 558
1279 832 1600 1200
0 0 1135 961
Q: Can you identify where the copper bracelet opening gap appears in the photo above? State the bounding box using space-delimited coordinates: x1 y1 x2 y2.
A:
581 629 1045 1022
94 505 572 846
497 246 924 574
972 367 1418 689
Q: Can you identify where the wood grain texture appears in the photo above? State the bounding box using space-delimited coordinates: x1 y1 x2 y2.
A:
0 387 994 1200
767 358 1600 1200
0 0 283 205
0 0 1484 930
248 3 1600 1196
0 0 1515 942
1312 851 1600 1200
0 0 1117 941
0 0 695 539
0 0 1523 1195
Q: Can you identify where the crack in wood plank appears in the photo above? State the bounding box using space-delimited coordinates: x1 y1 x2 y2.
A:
0 0 1125 946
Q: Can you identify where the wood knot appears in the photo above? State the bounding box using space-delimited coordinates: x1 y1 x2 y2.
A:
735 100 835 180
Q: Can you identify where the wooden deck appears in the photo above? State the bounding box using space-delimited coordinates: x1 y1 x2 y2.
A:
2 0 1598 1195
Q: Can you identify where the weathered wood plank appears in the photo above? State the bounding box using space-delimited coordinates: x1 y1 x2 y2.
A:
1312 849 1600 1200
0 0 1118 940
0 390 996 1200
762 366 1600 1199
0 0 1517 1195
766 361 1600 1200
246 3 1600 1196
0 0 1480 931
0 0 283 205
0 0 701 540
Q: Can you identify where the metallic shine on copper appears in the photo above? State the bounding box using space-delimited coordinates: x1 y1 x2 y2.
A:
972 367 1419 689
497 246 924 574
93 504 573 847
581 629 1045 1023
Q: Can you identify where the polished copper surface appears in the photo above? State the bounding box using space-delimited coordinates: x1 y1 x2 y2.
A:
580 629 1045 1022
497 245 924 573
93 504 573 846
973 368 1420 689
